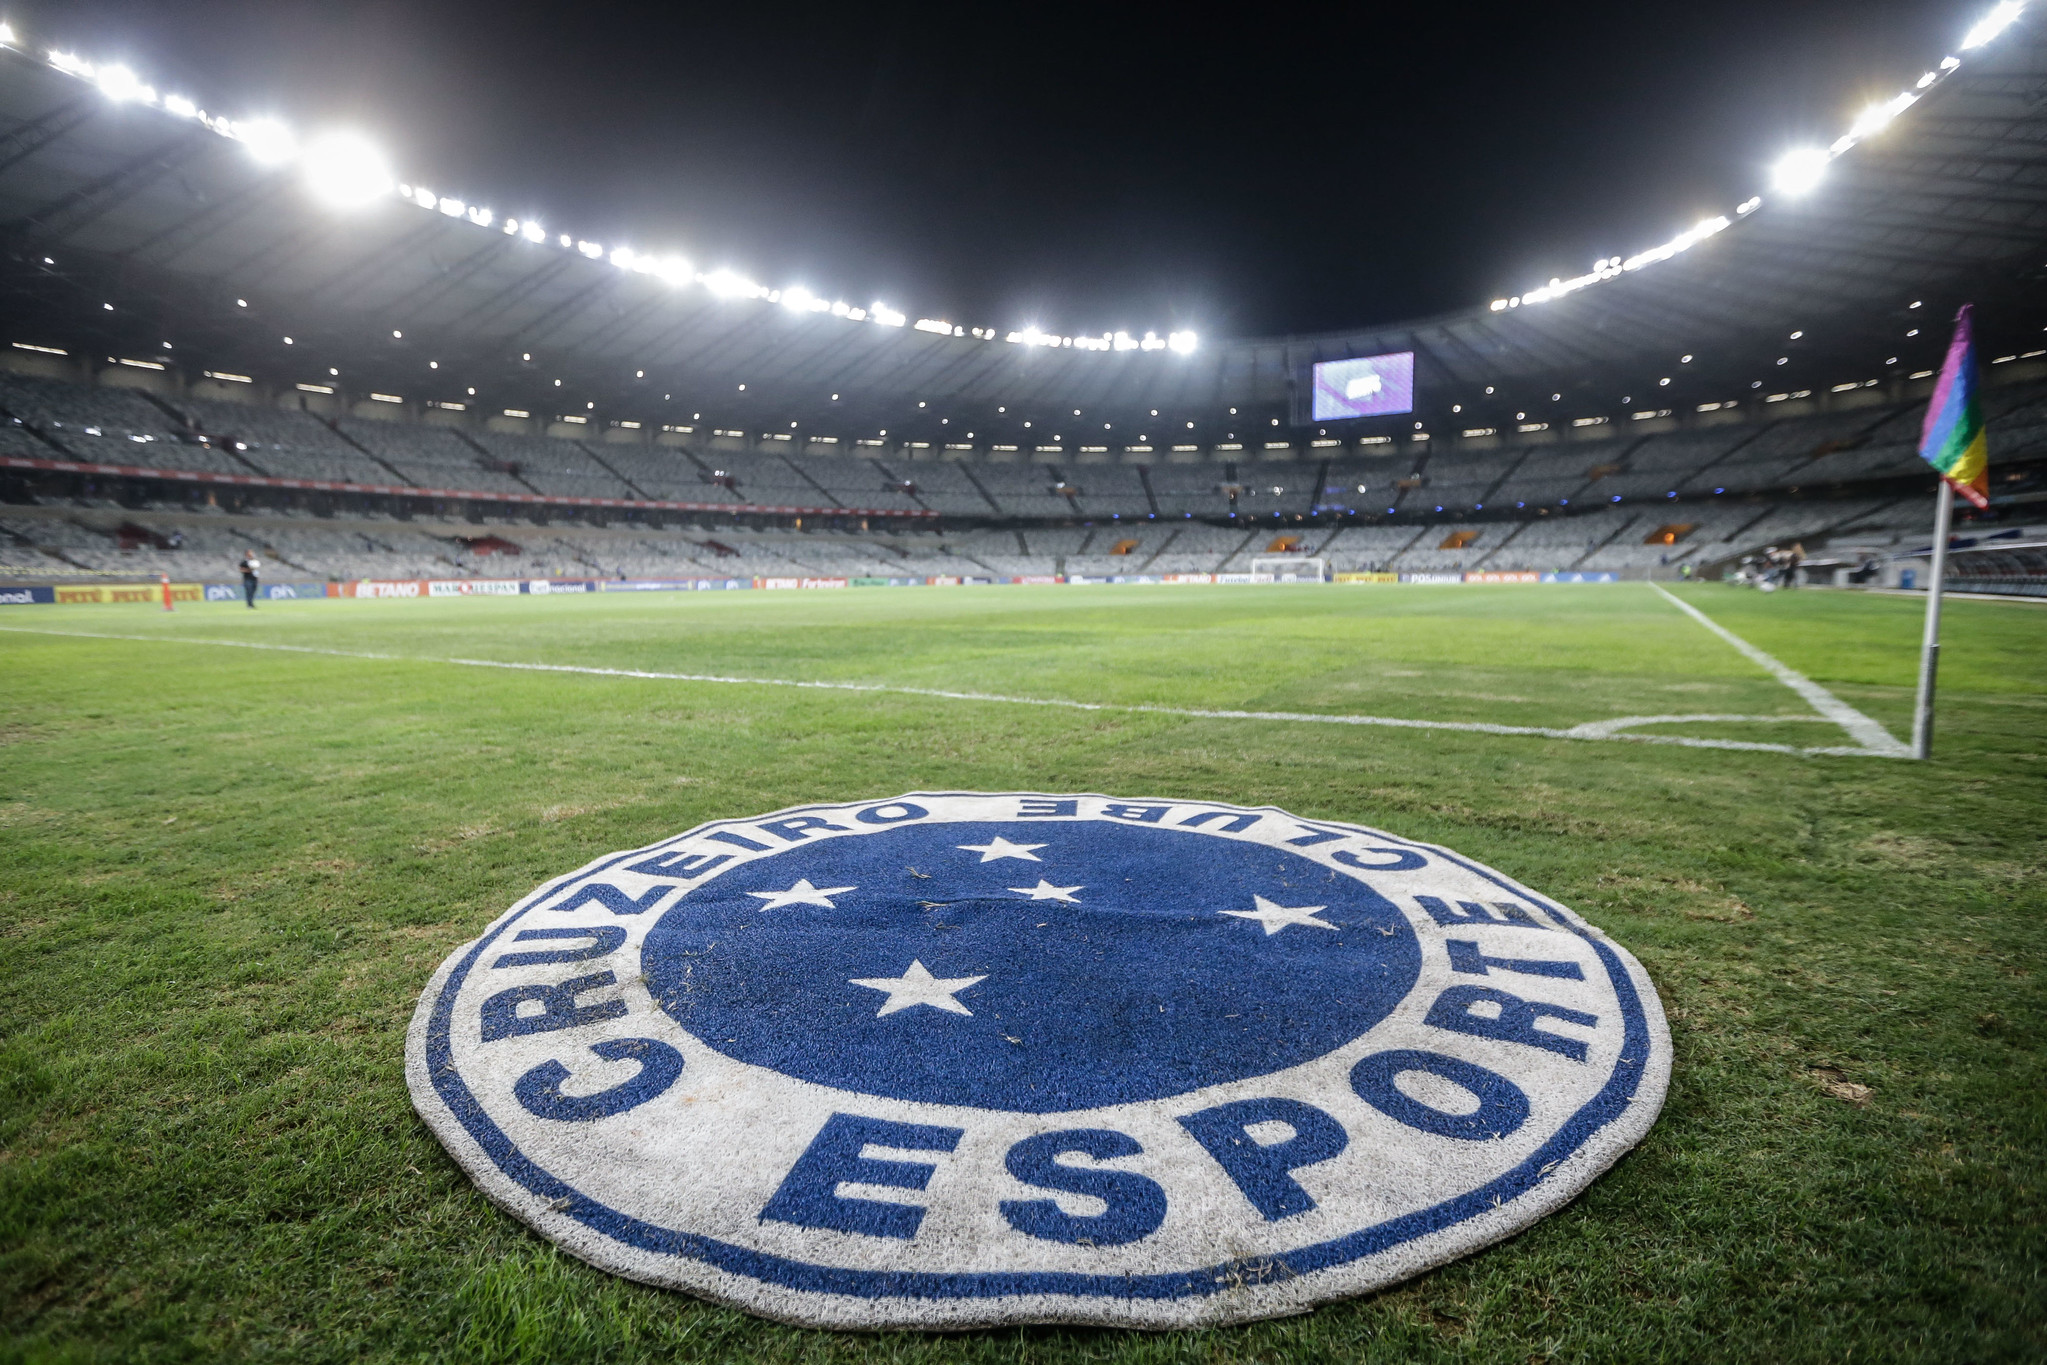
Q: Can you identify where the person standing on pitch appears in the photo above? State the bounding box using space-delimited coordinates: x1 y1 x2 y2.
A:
237 549 261 608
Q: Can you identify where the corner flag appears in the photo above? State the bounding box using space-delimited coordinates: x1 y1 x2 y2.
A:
1917 305 1991 509
1910 304 1994 759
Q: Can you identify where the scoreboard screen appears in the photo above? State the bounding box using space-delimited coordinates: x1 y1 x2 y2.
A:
1310 352 1415 420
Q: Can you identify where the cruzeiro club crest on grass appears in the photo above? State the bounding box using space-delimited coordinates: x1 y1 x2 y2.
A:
406 793 1671 1329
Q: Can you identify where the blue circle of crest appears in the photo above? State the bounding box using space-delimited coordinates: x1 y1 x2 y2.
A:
641 820 1421 1111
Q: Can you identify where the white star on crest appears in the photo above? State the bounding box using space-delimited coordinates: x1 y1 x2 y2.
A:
1222 895 1337 935
848 959 989 1016
747 878 857 911
957 836 1047 863
1010 880 1083 903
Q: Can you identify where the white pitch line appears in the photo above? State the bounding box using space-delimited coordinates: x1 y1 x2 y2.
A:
0 623 1904 758
1649 583 1911 757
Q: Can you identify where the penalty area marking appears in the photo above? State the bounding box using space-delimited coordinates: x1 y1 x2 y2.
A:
0 622 1904 759
1647 584 1911 757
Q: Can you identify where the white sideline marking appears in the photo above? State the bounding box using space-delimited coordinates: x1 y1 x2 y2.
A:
0 624 1905 759
1648 584 1911 757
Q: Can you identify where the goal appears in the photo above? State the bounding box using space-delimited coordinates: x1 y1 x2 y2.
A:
1249 556 1329 582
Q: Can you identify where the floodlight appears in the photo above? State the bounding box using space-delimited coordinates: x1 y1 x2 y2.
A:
1168 330 1198 354
302 131 393 208
1961 1 2024 50
234 118 297 166
1849 92 1916 140
0 23 15 45
1770 147 1830 196
164 94 200 119
96 64 153 104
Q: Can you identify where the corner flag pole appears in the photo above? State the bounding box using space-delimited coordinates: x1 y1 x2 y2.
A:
1910 480 1953 760
1909 302 1991 762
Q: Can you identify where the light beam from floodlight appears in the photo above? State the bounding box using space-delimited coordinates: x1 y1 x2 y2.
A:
95 64 153 104
235 118 297 166
302 131 393 207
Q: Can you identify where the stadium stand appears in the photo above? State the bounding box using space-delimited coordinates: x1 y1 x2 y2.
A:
174 397 404 485
0 11 2042 600
0 372 182 444
468 430 639 501
2 367 2034 520
1 4 2044 600
335 418 532 495
0 473 1947 585
5 365 2037 591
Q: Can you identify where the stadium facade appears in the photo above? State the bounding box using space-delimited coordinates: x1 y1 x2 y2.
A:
0 13 2044 592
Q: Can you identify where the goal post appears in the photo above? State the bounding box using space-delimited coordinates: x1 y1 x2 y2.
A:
1249 556 1329 582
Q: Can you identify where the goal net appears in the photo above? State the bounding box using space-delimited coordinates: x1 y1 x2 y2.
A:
1249 556 1329 582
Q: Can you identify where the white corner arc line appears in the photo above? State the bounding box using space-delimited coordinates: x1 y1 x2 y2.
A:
0 623 1908 759
1648 584 1911 756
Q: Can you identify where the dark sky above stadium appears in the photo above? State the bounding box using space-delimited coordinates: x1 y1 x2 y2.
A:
15 0 1982 340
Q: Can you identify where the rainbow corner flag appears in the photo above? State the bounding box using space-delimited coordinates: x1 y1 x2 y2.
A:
1919 304 1991 509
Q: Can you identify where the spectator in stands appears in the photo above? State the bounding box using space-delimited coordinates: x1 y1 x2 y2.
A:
237 549 261 608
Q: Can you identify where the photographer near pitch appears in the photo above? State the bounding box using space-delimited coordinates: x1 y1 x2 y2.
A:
237 549 260 608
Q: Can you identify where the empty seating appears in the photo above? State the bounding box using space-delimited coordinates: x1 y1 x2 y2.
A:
338 419 530 495
470 431 636 500
180 397 399 484
1 368 2042 588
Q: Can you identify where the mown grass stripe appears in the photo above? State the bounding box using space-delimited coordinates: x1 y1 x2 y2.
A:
0 623 1901 759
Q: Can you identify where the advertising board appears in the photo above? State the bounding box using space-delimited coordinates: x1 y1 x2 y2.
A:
53 582 203 604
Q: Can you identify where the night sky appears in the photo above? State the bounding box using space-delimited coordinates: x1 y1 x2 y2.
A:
11 0 1983 340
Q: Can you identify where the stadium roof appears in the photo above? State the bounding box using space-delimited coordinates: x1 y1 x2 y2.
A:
0 11 2045 444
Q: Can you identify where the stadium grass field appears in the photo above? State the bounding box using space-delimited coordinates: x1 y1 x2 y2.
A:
2 581 2042 1362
